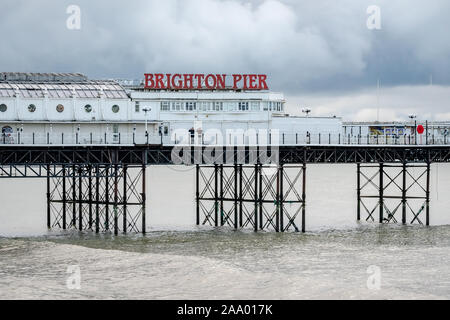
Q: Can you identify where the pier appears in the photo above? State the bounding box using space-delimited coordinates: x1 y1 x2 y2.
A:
1 137 449 234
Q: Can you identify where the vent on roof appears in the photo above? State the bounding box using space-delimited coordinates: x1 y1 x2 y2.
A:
0 72 88 83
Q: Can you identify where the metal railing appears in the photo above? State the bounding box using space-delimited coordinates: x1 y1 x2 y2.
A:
1 132 449 146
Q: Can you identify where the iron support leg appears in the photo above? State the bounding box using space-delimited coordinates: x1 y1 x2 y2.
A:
357 163 361 221
142 164 146 234
214 164 219 227
72 165 76 228
46 164 51 229
105 166 109 231
196 165 200 226
220 164 224 226
239 164 243 227
123 165 128 233
62 165 67 230
78 166 83 231
259 164 263 230
88 165 93 230
302 163 306 233
379 163 384 223
114 164 119 235
402 162 407 224
426 162 431 226
234 164 238 230
95 165 100 233
254 164 259 232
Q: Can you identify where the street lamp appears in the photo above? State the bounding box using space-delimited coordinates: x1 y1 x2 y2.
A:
409 114 417 145
302 108 311 117
143 107 151 135
142 107 152 144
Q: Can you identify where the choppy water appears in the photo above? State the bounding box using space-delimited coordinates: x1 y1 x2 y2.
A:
1 165 450 299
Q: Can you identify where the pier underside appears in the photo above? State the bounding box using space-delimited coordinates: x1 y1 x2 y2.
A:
196 164 306 232
357 162 431 225
46 164 146 234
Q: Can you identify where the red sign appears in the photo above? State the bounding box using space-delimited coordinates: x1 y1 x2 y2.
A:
417 125 424 134
144 73 269 91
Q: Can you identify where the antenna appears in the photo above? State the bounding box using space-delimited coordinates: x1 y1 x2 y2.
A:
376 78 380 122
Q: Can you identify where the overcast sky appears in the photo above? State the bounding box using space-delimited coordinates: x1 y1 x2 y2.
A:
1 0 449 121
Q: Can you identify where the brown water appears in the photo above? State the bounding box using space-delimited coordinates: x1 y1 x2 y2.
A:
1 164 449 299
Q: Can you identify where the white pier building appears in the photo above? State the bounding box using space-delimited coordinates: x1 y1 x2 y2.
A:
0 72 342 145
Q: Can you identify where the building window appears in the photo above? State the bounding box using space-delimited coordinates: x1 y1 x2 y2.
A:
171 101 182 111
161 101 170 111
0 104 6 112
85 104 92 113
112 105 120 113
186 102 196 111
28 104 36 113
56 104 64 113
251 101 260 111
227 102 236 111
238 101 249 111
135 101 140 112
214 102 223 111
201 101 211 111
263 102 268 111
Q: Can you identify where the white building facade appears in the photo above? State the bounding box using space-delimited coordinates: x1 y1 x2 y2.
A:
0 72 343 146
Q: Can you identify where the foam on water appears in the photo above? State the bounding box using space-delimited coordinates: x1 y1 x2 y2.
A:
1 225 449 299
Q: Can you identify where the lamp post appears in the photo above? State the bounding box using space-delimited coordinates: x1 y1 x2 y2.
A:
302 108 311 117
302 108 311 143
409 114 417 145
143 107 151 143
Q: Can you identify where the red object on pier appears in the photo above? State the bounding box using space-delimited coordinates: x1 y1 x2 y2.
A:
417 125 425 134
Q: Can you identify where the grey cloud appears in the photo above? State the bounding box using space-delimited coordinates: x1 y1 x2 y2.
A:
1 0 449 120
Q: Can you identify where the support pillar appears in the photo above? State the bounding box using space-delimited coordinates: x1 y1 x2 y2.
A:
142 164 146 234
88 165 93 230
214 164 219 227
46 164 51 229
105 166 109 231
72 164 76 228
78 166 83 231
95 165 100 233
114 164 119 236
234 163 238 230
302 162 306 233
220 164 224 226
62 165 67 230
254 164 258 232
196 164 200 226
275 165 280 232
379 163 384 223
402 162 407 224
123 165 128 233
426 162 431 226
357 163 361 221
259 164 263 230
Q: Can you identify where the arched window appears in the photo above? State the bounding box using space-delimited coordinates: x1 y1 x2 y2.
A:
2 126 13 134
0 104 7 112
